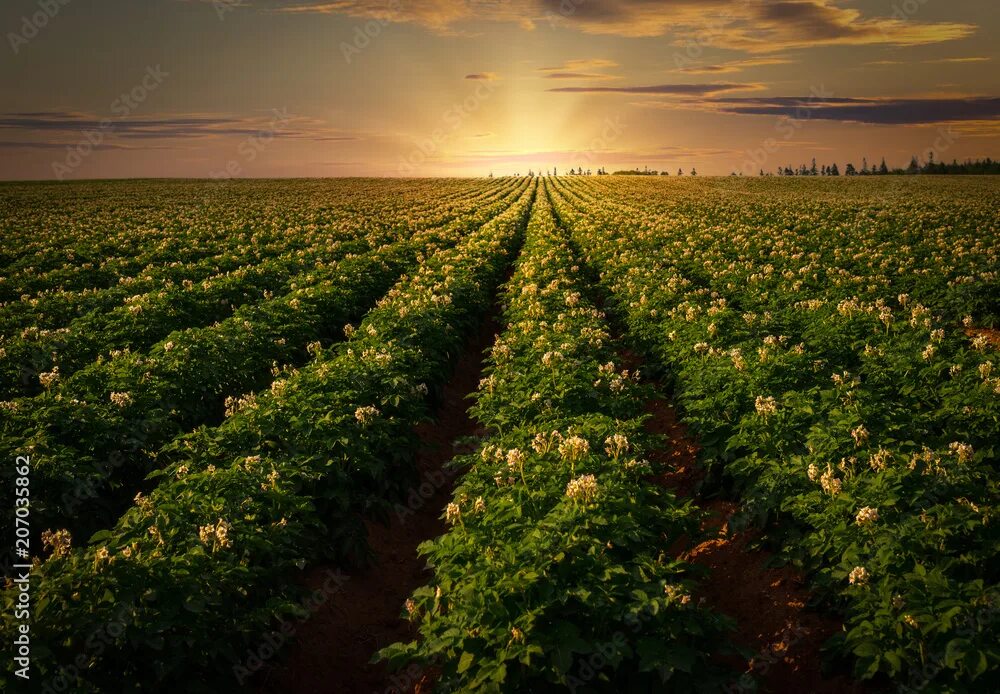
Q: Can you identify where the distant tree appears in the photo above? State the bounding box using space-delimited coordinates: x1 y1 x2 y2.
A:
879 157 889 175
861 157 869 175
760 169 766 177
677 168 683 176
845 162 856 176
690 168 697 176
829 162 840 176
907 156 920 174
810 158 818 176
554 166 558 176
661 170 669 175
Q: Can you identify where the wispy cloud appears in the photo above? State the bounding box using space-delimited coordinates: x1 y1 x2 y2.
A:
465 72 499 81
537 0 974 50
548 82 765 96
673 57 794 74
225 0 975 51
922 56 991 64
706 96 1000 125
542 72 619 80
537 58 619 81
0 112 359 146
538 58 619 72
0 140 173 151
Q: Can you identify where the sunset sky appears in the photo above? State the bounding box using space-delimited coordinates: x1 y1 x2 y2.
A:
1 0 998 179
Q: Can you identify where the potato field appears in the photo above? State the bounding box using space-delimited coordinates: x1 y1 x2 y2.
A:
1 176 998 693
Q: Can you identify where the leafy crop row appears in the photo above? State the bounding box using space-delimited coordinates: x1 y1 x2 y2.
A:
0 178 527 548
0 179 536 691
382 183 732 692
0 180 502 396
0 179 483 302
549 176 1000 691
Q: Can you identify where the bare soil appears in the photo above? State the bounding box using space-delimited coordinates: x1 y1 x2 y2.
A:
965 326 1000 349
254 316 498 694
643 396 866 693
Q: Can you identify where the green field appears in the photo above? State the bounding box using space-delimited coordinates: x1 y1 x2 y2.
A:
1 176 998 692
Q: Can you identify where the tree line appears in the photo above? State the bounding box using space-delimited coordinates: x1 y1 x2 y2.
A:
759 156 999 176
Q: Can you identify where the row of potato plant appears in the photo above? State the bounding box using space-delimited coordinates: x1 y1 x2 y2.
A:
0 179 536 691
0 182 486 335
549 176 999 691
0 179 527 550
0 179 478 301
0 234 321 335
0 179 507 397
0 247 348 398
381 183 733 692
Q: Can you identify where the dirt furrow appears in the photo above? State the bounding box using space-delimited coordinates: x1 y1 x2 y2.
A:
643 395 867 693
254 313 500 694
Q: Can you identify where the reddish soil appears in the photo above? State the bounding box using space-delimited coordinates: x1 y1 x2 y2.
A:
644 397 866 693
254 316 497 694
965 326 1000 349
618 348 867 693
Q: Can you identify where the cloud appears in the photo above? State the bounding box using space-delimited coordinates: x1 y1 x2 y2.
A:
548 82 765 96
542 72 619 80
536 0 974 50
0 111 359 144
707 96 1000 125
266 0 471 32
537 58 619 80
0 140 172 151
923 56 991 64
465 72 499 81
673 57 794 74
184 0 976 51
538 58 619 72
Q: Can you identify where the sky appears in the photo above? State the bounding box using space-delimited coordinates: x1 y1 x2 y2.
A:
0 0 997 179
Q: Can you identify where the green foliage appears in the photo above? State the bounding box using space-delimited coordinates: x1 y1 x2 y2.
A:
548 175 1000 691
